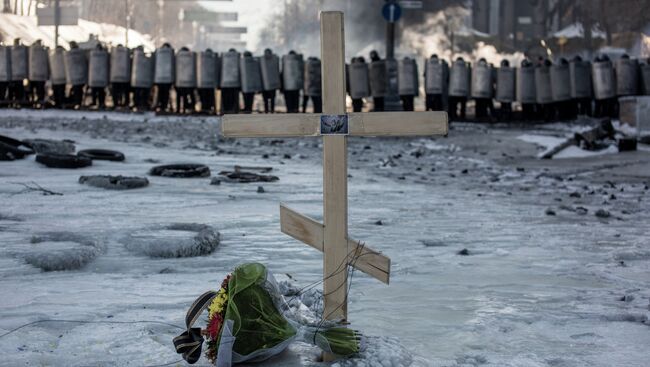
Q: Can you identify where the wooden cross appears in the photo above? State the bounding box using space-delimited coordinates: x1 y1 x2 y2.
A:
222 11 447 328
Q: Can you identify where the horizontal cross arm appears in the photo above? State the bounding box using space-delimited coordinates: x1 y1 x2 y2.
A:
221 114 320 138
222 111 448 138
279 204 390 284
348 111 448 137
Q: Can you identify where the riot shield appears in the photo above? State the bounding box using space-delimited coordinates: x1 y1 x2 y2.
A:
304 58 321 97
110 46 131 83
175 50 197 88
197 51 218 89
282 53 304 91
471 62 492 98
535 65 553 104
28 45 49 82
349 61 370 98
0 46 10 82
398 58 418 96
88 49 109 88
495 67 515 102
220 51 241 88
64 48 88 86
369 60 387 97
517 66 536 104
240 55 262 93
592 61 615 100
10 45 28 82
641 63 650 95
260 53 280 91
615 58 639 96
570 60 592 98
550 62 571 102
449 61 470 97
131 49 153 88
49 49 66 85
153 47 174 84
425 58 446 95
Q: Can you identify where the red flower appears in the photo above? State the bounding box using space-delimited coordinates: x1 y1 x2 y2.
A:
221 274 231 290
207 313 223 339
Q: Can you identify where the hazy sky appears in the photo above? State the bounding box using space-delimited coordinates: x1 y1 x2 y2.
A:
200 0 278 51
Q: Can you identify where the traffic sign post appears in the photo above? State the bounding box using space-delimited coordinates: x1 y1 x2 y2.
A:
382 1 402 23
382 1 402 111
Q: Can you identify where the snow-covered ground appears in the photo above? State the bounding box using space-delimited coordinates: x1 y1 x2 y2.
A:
0 111 649 367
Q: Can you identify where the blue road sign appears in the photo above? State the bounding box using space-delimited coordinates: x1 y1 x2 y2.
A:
382 2 402 23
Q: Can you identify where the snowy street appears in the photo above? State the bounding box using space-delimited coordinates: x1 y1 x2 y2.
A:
0 111 649 367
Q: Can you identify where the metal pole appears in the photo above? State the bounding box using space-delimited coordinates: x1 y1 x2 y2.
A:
125 0 130 47
54 0 60 47
384 11 402 111
386 21 394 59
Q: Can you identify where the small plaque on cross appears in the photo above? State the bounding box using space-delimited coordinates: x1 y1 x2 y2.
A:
320 115 349 135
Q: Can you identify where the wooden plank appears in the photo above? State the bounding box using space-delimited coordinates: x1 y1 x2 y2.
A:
321 12 346 115
321 11 349 324
279 205 390 284
279 204 324 251
221 114 319 138
347 239 390 285
348 111 448 137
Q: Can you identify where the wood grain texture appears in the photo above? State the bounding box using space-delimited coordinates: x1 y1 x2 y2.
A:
347 239 390 284
221 114 320 137
280 204 324 251
321 11 349 324
279 205 390 284
348 111 448 136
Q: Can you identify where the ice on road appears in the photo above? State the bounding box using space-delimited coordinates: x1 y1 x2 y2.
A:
0 111 649 367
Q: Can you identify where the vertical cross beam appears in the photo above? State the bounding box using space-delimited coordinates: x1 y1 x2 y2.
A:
320 12 348 322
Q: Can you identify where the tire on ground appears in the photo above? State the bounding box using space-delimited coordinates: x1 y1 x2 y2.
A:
0 135 35 160
77 149 126 162
79 175 149 190
36 153 92 169
22 138 76 155
25 232 103 271
149 164 211 178
123 223 220 258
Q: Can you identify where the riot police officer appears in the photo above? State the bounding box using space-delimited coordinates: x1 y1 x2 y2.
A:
349 57 370 112
220 48 241 114
0 42 9 106
448 56 469 120
424 54 446 112
260 48 280 113
66 41 87 109
28 39 48 108
154 43 174 112
517 58 537 120
88 43 109 109
369 50 386 111
240 51 260 113
110 44 131 109
592 54 616 118
174 46 196 113
282 50 303 113
398 56 418 112
9 38 27 106
302 56 322 113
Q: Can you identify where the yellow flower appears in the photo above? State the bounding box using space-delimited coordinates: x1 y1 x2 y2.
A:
208 289 229 318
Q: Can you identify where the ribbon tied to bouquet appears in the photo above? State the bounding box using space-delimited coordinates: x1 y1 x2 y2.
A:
173 290 218 364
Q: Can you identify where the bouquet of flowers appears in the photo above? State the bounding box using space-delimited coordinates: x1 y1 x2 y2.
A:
174 263 360 366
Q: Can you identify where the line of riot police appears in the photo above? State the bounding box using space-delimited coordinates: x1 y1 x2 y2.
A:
0 40 324 114
2 39 649 119
416 52 650 122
